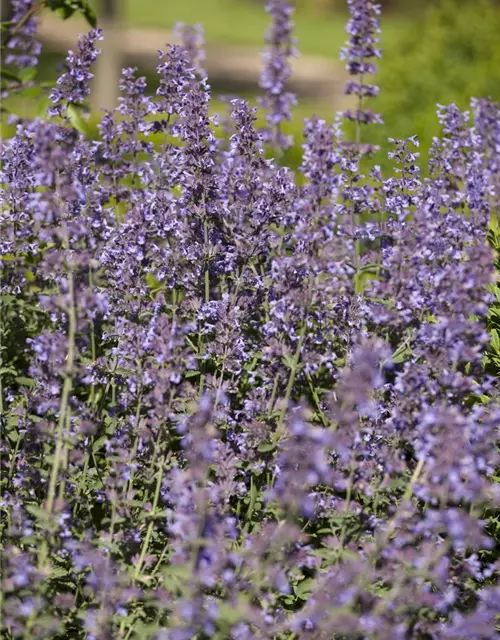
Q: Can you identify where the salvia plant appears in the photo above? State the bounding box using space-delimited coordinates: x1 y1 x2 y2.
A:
1 0 500 638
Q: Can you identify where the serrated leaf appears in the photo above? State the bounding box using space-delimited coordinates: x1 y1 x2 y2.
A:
490 328 500 354
15 376 36 388
257 442 276 453
25 504 53 525
391 340 413 364
1 366 17 375
293 577 315 600
50 566 70 580
92 435 108 453
145 272 164 293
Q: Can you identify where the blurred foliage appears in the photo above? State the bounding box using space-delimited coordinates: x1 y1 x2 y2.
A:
373 0 500 168
0 0 96 102
44 0 96 24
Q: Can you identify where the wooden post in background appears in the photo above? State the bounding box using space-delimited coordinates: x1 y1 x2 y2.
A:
92 0 121 112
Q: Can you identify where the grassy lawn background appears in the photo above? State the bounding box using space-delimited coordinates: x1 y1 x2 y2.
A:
91 0 404 59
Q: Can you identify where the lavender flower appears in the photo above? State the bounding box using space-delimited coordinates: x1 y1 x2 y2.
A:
258 0 298 150
49 28 103 117
4 0 42 69
341 0 383 152
174 22 207 79
2 1 500 638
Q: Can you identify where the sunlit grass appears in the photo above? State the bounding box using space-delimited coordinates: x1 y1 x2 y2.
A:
88 0 404 59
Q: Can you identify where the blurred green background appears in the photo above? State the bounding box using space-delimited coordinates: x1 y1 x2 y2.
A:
3 0 500 171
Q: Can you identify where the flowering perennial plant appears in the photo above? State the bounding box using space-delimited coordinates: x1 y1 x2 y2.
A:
3 0 42 70
1 1 500 639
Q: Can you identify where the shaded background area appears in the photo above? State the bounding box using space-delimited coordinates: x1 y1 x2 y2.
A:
3 0 500 170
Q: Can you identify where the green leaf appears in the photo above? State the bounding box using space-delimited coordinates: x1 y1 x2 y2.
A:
293 577 315 600
18 67 37 84
0 366 17 376
1 20 17 30
47 0 97 26
490 328 500 354
354 263 381 294
53 6 73 20
145 272 164 293
17 86 42 100
216 601 246 626
50 566 70 580
490 212 500 234
92 435 108 453
82 4 97 28
67 104 91 137
244 476 259 524
15 376 36 388
257 442 277 453
25 504 54 526
0 68 21 83
391 339 413 364
184 370 201 379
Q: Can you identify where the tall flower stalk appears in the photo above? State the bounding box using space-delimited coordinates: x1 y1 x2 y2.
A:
259 0 298 152
341 0 383 154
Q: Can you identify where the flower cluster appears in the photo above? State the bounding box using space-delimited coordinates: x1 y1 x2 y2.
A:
1 1 500 638
49 28 103 117
3 0 42 69
258 0 298 150
341 0 383 155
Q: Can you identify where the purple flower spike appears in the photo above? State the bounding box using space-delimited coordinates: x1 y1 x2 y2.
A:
4 0 42 70
174 22 207 79
49 28 103 117
341 0 383 149
258 0 298 151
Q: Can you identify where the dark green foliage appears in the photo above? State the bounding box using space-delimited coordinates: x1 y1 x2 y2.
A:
375 0 500 168
45 0 97 26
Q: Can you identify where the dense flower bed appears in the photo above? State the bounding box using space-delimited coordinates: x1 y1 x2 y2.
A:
1 1 499 638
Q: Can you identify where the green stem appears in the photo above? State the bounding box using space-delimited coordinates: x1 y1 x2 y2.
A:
243 474 257 535
204 216 210 304
89 266 97 405
40 256 77 568
214 359 226 408
337 465 356 552
46 268 76 515
267 376 279 416
272 322 308 445
305 372 328 426
150 541 169 577
198 200 211 399
124 391 143 496
134 454 165 580
370 457 425 565
57 406 72 502
353 73 364 270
